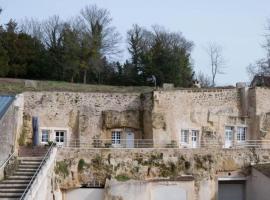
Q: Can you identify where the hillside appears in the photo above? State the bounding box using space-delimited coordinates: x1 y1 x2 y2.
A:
0 78 153 94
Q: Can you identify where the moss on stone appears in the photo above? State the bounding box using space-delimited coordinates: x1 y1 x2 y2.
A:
18 128 27 146
55 161 69 178
78 159 88 172
115 174 130 182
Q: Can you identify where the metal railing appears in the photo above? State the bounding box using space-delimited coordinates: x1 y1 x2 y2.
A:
20 143 55 200
0 152 15 170
62 139 270 149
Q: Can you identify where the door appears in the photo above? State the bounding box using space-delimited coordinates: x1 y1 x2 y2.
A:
218 181 245 200
191 130 199 148
225 126 233 148
126 131 134 148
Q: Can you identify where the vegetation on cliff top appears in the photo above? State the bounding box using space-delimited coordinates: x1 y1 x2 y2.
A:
0 78 153 94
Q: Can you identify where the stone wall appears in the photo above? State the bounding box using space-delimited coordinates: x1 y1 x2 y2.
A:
54 148 270 200
152 89 243 145
22 92 151 144
253 87 270 139
0 94 24 166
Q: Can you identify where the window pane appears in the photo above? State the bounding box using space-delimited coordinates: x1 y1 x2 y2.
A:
112 131 121 144
237 127 246 142
55 131 65 143
181 130 189 143
42 130 49 142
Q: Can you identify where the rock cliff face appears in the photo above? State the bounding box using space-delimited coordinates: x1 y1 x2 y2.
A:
55 148 270 199
102 110 141 129
21 92 152 142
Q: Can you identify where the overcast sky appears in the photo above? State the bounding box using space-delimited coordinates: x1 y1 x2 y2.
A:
0 0 269 85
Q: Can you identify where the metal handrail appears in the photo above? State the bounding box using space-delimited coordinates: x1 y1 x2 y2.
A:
0 152 15 170
63 139 270 149
19 143 54 200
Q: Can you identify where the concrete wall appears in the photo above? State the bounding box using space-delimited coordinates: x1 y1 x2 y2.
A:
0 94 24 166
104 179 194 200
66 188 104 200
25 148 59 200
247 168 270 200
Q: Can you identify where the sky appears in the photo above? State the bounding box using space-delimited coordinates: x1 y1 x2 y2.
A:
0 0 269 85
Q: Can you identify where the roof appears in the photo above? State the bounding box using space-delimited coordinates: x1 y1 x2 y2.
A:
0 96 15 120
253 163 270 178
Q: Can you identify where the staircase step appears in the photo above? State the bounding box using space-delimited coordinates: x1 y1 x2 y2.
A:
0 184 27 188
7 176 33 180
13 172 35 176
17 169 36 172
0 188 25 193
18 157 43 161
19 164 40 167
0 180 29 184
20 161 41 165
0 192 23 198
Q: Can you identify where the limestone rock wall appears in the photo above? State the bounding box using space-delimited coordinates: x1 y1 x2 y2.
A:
23 92 147 142
253 87 270 139
152 89 242 144
55 148 270 200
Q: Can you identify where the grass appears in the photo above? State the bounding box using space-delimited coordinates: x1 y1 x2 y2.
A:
115 174 130 182
55 161 69 178
0 78 153 94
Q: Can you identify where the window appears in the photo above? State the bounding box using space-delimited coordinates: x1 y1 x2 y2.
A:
225 126 234 141
41 130 49 143
237 127 246 142
181 130 189 143
55 131 65 143
191 130 198 142
112 131 121 144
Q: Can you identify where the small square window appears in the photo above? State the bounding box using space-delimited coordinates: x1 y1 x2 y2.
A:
55 131 65 143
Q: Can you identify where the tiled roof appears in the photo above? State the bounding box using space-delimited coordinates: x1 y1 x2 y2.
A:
0 96 15 120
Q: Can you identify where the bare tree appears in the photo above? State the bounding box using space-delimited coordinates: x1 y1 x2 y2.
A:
79 5 122 83
20 18 43 41
246 19 270 79
197 71 211 88
205 42 225 87
42 15 65 49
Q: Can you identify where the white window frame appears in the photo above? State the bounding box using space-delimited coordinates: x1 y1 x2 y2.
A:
39 127 69 146
55 130 66 144
191 130 199 148
41 129 50 143
112 131 121 145
181 129 189 144
237 127 247 142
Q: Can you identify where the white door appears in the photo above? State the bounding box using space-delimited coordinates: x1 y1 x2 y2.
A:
191 130 199 148
126 131 134 148
225 127 233 148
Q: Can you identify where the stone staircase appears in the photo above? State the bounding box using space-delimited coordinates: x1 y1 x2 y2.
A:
0 147 48 199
